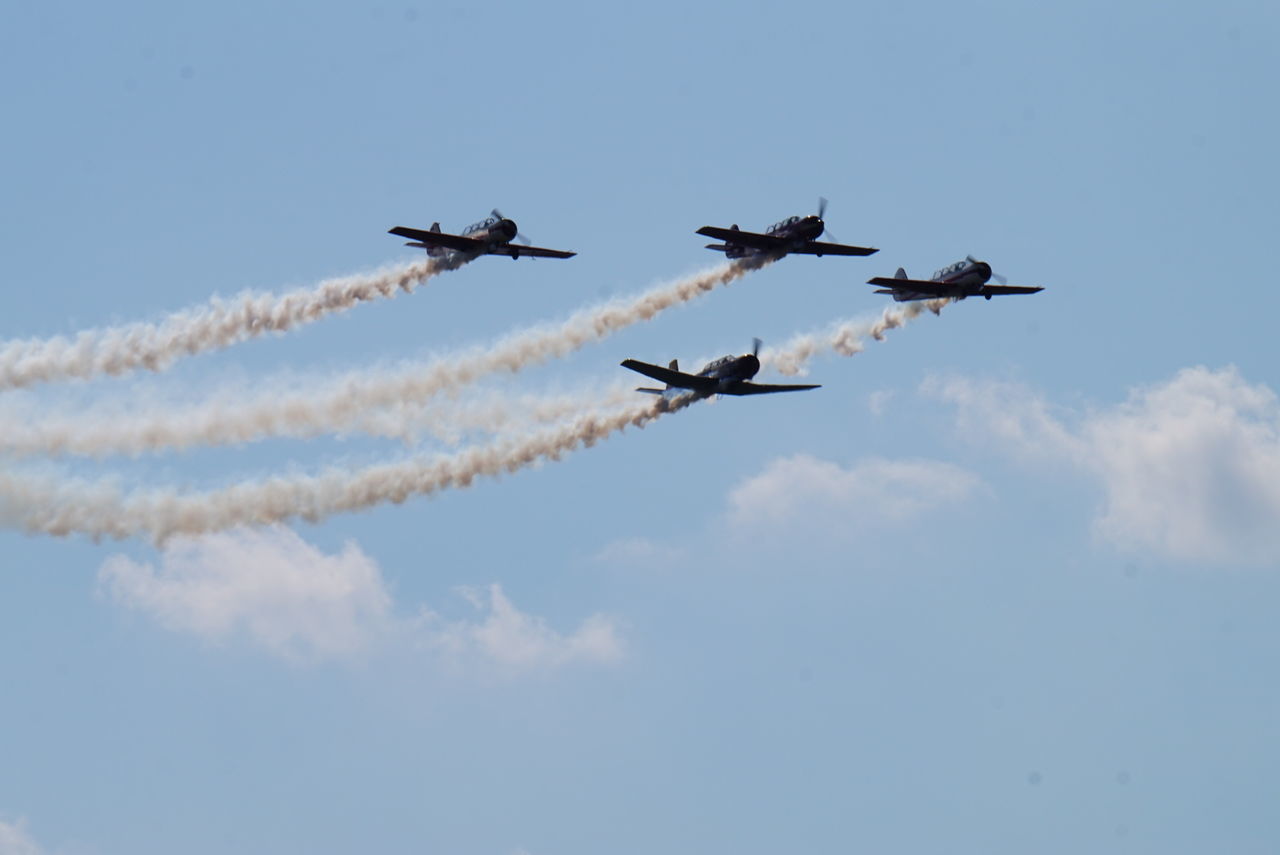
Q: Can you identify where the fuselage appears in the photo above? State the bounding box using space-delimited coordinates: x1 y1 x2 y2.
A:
930 257 994 294
723 214 825 259
461 215 519 245
695 352 761 393
423 215 519 258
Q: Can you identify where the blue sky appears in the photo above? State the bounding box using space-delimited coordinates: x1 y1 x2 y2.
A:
2 1 1279 853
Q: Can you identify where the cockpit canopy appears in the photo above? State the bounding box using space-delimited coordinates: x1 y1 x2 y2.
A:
931 259 972 280
463 215 501 235
767 215 803 233
698 354 739 375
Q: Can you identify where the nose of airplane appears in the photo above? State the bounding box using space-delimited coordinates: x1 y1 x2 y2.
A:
498 219 518 241
741 353 760 378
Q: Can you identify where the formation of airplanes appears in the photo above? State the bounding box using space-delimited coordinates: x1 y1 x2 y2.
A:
390 204 1044 399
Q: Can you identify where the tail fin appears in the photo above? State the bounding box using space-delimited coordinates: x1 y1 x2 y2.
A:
638 360 680 394
895 267 907 280
430 222 441 232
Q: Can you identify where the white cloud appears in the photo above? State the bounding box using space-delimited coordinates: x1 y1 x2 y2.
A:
419 584 623 670
726 453 982 532
867 389 896 417
99 527 623 671
0 819 41 855
927 366 1280 564
100 526 393 661
592 536 685 566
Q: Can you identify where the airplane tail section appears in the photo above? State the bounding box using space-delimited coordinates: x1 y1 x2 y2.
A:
635 360 682 394
425 224 447 257
895 267 907 279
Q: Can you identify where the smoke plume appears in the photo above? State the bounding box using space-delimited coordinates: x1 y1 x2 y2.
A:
0 395 696 541
763 298 950 375
0 255 466 388
0 382 639 457
0 261 761 457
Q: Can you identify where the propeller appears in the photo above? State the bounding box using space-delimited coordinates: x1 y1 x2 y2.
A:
752 337 762 357
967 255 1007 285
492 208 532 245
816 197 840 243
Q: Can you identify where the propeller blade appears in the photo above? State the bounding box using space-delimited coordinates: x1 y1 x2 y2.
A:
752 337 762 357
491 208 505 220
817 197 828 219
991 272 1008 285
515 232 532 246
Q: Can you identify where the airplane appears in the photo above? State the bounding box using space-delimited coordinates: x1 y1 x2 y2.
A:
868 256 1043 301
621 339 820 398
696 198 878 260
388 209 576 260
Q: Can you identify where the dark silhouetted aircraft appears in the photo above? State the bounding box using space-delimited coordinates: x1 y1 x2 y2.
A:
389 210 576 260
869 256 1043 301
697 198 877 260
622 339 820 398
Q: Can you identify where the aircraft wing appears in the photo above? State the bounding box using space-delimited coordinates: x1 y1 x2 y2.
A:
695 226 788 252
868 276 953 292
979 284 1044 297
867 277 962 299
723 382 821 395
620 359 718 391
388 226 485 252
788 240 878 257
484 244 577 259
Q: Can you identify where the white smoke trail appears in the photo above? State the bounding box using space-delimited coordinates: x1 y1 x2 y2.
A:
0 381 639 457
351 383 638 446
762 298 951 376
0 254 467 389
0 260 763 457
0 394 696 542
